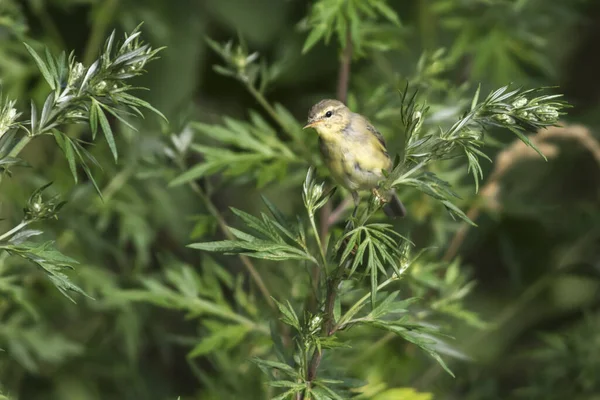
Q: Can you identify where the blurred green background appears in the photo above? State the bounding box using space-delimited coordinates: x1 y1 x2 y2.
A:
1 0 600 399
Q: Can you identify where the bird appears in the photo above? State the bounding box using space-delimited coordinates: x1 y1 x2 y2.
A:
303 99 406 218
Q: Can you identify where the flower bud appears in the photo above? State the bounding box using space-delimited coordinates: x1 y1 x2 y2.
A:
492 114 515 125
68 62 85 87
511 98 528 108
94 80 107 93
308 315 322 334
0 105 18 135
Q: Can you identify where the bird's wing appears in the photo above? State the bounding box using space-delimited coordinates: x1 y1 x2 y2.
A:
363 118 389 157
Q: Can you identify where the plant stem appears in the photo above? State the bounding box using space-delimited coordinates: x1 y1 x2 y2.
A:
303 27 354 397
187 180 275 310
305 267 344 387
189 297 269 334
442 206 482 261
309 212 328 273
246 84 285 130
8 135 32 159
336 28 353 104
0 221 30 242
337 275 397 328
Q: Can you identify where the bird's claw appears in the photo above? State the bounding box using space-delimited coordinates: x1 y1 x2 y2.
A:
372 188 388 204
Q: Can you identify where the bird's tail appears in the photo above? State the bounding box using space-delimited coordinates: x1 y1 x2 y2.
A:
383 192 407 218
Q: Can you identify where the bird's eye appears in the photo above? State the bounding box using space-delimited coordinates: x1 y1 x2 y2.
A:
325 111 333 118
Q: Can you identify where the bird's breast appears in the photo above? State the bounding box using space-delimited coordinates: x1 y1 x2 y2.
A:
319 135 391 191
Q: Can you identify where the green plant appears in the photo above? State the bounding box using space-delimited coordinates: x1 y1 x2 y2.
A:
160 1 569 397
0 1 589 399
0 25 163 300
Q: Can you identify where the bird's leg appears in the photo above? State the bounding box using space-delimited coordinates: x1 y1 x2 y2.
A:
351 191 360 218
341 191 360 255
345 191 360 231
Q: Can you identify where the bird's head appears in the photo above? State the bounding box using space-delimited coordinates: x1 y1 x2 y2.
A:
303 99 351 138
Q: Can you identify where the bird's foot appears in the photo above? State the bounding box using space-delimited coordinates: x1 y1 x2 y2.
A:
372 188 388 204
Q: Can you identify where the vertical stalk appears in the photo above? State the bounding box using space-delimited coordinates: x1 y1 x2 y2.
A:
303 26 355 390
186 180 275 310
318 27 354 243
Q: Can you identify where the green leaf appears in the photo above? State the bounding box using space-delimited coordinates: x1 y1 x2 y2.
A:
188 324 250 358
372 388 433 400
92 99 118 161
53 131 78 183
441 200 476 226
313 383 345 400
372 1 401 26
89 100 99 139
272 298 300 330
470 83 481 111
23 43 56 90
69 139 102 197
370 242 378 308
251 357 298 377
0 241 92 303
302 25 327 54
269 381 305 389
271 388 303 400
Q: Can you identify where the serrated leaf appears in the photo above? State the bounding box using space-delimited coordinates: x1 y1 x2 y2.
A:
302 25 327 54
372 1 401 26
271 388 303 400
251 357 298 376
269 381 305 389
272 298 300 330
441 200 476 226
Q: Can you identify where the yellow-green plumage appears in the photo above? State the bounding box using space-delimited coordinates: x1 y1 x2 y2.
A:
304 99 406 218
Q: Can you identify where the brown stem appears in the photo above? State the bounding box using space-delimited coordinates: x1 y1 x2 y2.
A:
442 179 497 262
303 26 353 397
316 26 353 249
336 28 353 104
327 197 352 226
306 269 344 383
188 181 275 310
442 207 482 262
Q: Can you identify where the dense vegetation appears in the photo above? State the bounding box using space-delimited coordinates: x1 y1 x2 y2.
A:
1 1 599 399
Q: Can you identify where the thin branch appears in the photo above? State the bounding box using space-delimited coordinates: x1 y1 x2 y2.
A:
327 197 352 226
318 26 354 245
0 221 30 242
303 26 354 396
336 28 353 104
187 180 276 310
443 124 600 262
442 207 483 262
306 265 345 385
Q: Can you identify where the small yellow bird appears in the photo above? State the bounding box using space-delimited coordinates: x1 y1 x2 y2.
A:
303 99 406 218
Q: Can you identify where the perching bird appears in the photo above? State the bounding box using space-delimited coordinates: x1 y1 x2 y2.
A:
303 99 406 218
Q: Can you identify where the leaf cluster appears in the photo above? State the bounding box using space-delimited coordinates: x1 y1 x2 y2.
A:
0 26 164 302
190 197 316 265
301 0 402 56
385 84 570 223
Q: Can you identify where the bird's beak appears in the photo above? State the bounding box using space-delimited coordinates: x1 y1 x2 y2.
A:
303 120 321 130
